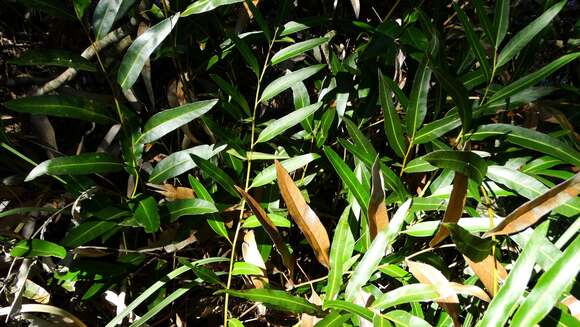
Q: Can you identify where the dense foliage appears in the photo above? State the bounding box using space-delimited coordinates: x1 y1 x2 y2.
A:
1 0 579 326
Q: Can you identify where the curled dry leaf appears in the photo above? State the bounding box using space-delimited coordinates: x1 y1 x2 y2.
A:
235 185 295 277
484 172 580 237
430 173 468 247
148 183 194 201
450 282 491 302
275 160 331 268
464 254 508 297
368 158 389 240
299 291 322 327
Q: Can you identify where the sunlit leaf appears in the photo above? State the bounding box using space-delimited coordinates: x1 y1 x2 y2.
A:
25 153 123 181
11 239 66 259
259 65 325 103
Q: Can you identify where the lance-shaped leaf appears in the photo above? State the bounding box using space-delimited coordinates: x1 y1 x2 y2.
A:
325 206 355 300
343 117 378 159
485 172 580 237
210 74 250 115
134 197 160 233
371 284 441 310
149 144 226 183
118 14 179 90
429 173 468 247
453 3 491 81
383 310 431 327
11 239 66 259
188 175 229 240
478 222 548 327
235 186 295 275
4 95 116 124
403 217 503 237
464 254 508 297
26 153 123 181
423 150 487 185
379 70 406 158
511 233 580 326
406 57 432 140
470 124 580 167
345 200 411 301
450 282 490 302
182 0 243 16
368 158 389 240
250 153 319 188
192 155 239 199
137 99 217 144
445 223 493 262
9 49 97 71
271 37 330 65
165 198 217 221
314 312 351 326
62 220 117 248
93 0 122 40
259 65 325 103
221 289 322 315
275 161 330 268
323 300 375 322
256 102 322 143
406 260 459 304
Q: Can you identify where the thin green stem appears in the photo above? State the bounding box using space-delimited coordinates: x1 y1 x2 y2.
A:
399 141 414 176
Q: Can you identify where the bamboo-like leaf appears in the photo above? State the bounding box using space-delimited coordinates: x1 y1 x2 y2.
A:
129 284 193 327
314 312 351 327
445 223 493 262
222 289 322 315
343 117 377 159
325 206 355 300
242 213 291 228
379 70 406 158
148 144 226 183
429 173 468 247
62 220 117 248
17 0 75 19
423 150 487 184
165 198 217 221
406 260 459 303
134 197 160 233
497 1 566 68
117 14 179 90
138 99 217 144
192 155 239 199
345 200 411 301
323 300 374 322
449 282 490 302
485 172 580 237
464 254 508 297
406 57 432 140
511 233 580 326
250 154 319 188
5 95 116 124
403 217 502 237
371 284 441 310
232 34 260 77
25 153 123 181
259 65 325 103
189 175 229 240
92 0 122 40
492 0 509 48
403 157 437 173
473 0 494 44
453 3 491 81
470 123 580 167
271 37 330 65
181 0 243 16
9 49 97 71
368 158 389 240
383 310 432 327
11 239 66 259
478 222 548 327
210 74 250 115
256 102 321 143
235 185 295 275
275 161 330 268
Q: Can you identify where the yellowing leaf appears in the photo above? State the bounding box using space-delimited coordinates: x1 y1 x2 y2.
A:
406 260 459 304
368 158 389 240
430 173 468 247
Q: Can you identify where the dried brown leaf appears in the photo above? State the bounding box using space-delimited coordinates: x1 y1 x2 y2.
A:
450 282 491 302
300 291 322 327
148 183 194 201
464 254 508 297
235 185 295 277
484 172 580 237
242 230 269 290
430 173 468 247
368 158 389 240
275 160 330 268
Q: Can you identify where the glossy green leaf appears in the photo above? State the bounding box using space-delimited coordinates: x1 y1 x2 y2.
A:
192 155 239 199
188 175 229 240
444 223 492 262
231 262 263 275
271 37 330 65
181 0 243 16
423 150 487 184
138 99 217 144
497 1 566 68
403 217 503 237
62 220 117 247
9 49 96 71
343 117 377 159
473 0 494 44
521 156 563 174
259 64 325 103
453 3 491 80
134 197 160 233
232 34 260 77
314 312 351 327
0 207 58 218
384 310 432 327
492 0 509 48
242 0 271 42
210 74 250 116
93 0 122 40
325 206 355 300
478 222 548 327
323 300 373 322
4 95 116 124
371 284 440 310
129 284 193 327
118 14 179 90
26 153 123 181
256 102 321 143
11 239 66 259
228 319 244 327
280 17 329 37
222 289 322 315
242 213 291 228
403 157 437 173
166 198 218 221
250 153 319 188
148 144 226 183
379 70 406 158
406 57 432 140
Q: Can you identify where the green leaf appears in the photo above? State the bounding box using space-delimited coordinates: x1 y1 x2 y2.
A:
62 220 117 247
323 300 373 322
148 144 226 183
379 70 406 158
228 319 245 327
232 262 263 275
271 37 330 65
0 207 58 218
314 312 351 327
11 239 66 259
478 223 549 327
250 153 319 188
25 153 123 181
134 197 160 233
242 0 271 42
470 124 580 167
371 284 440 310
137 99 218 144
343 117 378 159
280 17 330 37
181 0 243 16
497 1 566 68
129 285 193 327
423 150 487 184
384 310 432 327
210 74 250 116
73 0 90 18
453 3 491 81
93 0 122 40
243 213 291 228
192 155 239 199
259 64 325 103
117 14 179 90
188 175 229 240
9 49 97 71
344 200 411 301
166 199 217 222
444 223 492 262
403 217 502 237
256 102 321 143
492 0 509 48
316 107 335 147
222 289 322 315
510 233 580 326
4 95 116 124
232 34 260 78
521 156 563 174
406 57 432 140
403 157 437 173
473 0 494 44
325 206 355 300
323 146 370 214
